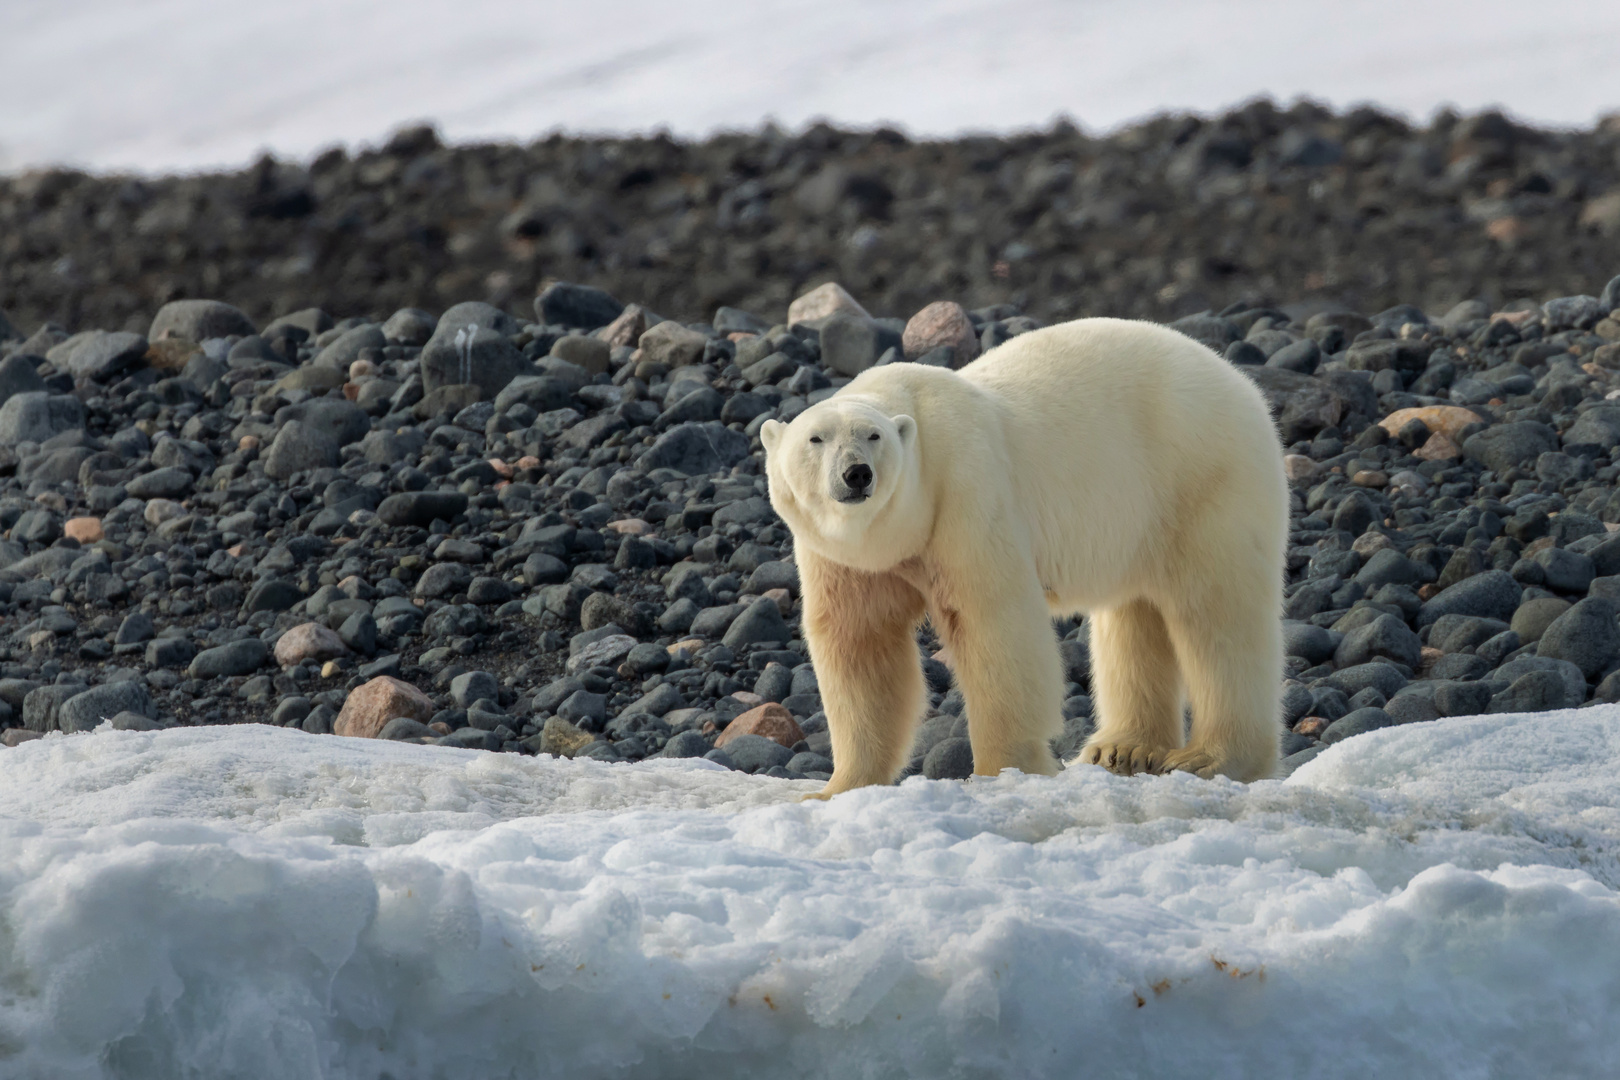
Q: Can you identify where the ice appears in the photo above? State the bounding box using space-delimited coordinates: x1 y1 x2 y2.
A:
2 0 1618 172
1 707 1617 1077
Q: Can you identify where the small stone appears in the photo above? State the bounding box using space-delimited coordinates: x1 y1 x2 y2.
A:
902 301 980 366
274 622 349 668
376 491 469 528
787 282 870 325
715 702 804 750
1320 707 1394 744
718 732 794 773
333 675 435 738
321 660 342 680
63 516 102 543
379 717 433 741
721 596 791 649
923 737 975 779
535 282 624 329
566 633 637 674
187 638 269 679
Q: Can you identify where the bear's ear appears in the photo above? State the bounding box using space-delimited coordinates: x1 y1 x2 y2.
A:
892 414 917 446
760 419 784 454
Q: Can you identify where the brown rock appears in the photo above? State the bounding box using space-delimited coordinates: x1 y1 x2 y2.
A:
1418 584 1441 601
1419 646 1443 672
238 435 261 453
3 729 44 747
1292 717 1328 737
539 716 594 757
1351 470 1388 488
601 303 653 348
274 622 349 668
762 587 794 616
716 702 804 750
145 338 200 371
1579 190 1620 235
1594 343 1620 369
638 321 707 367
902 301 980 365
1414 431 1463 461
1379 405 1483 442
333 676 435 739
63 517 103 544
787 282 869 325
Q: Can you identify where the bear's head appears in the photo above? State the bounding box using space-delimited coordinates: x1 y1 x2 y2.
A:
761 396 927 569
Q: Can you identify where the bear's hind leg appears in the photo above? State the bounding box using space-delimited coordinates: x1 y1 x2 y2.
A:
1077 599 1183 776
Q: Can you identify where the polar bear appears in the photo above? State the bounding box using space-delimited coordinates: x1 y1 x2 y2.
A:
760 317 1288 797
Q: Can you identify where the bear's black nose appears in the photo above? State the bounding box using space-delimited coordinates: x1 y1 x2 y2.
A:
843 463 873 490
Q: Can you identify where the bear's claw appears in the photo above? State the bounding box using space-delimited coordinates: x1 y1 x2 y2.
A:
1156 747 1225 779
1077 741 1168 776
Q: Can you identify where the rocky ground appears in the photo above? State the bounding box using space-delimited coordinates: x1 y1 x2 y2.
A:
4 266 1620 781
5 105 1620 342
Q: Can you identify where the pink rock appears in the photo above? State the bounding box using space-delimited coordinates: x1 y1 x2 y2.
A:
902 301 980 365
274 622 349 669
716 703 804 750
787 282 870 325
333 676 436 739
601 303 653 348
1283 455 1318 483
64 517 103 543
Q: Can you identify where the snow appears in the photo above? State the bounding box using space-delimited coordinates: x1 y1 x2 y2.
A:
1 709 1617 1077
1 0 1617 173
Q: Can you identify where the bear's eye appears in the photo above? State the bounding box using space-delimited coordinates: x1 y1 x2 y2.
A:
809 436 822 444
868 433 880 441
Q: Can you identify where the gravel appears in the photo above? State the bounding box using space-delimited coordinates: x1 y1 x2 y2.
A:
5 123 1620 777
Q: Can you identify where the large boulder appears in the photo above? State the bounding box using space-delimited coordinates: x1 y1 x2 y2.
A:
148 299 256 342
641 421 750 476
419 322 527 400
1537 597 1620 679
0 392 84 445
1417 569 1522 628
1463 422 1559 474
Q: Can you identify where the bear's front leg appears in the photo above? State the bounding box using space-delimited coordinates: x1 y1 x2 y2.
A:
936 563 1063 779
797 548 928 798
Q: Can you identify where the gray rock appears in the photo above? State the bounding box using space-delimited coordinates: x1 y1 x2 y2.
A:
1334 614 1421 668
244 579 302 614
1488 670 1580 713
658 598 700 633
1536 597 1620 678
556 689 607 729
1265 337 1321 374
642 421 751 476
376 492 468 527
661 730 712 758
68 331 147 381
923 736 975 779
1493 655 1587 706
1355 549 1424 589
1283 620 1338 663
313 323 386 369
0 353 46 407
819 312 901 376
1386 693 1440 725
1531 547 1594 594
379 716 434 740
1322 662 1407 700
1417 569 1522 628
535 283 623 330
450 670 499 708
420 323 527 400
276 398 370 447
690 603 745 638
440 727 500 751
1433 679 1494 717
188 638 270 679
1462 422 1560 474
263 420 339 480
23 684 84 733
149 299 255 342
721 733 794 773
55 681 154 733
115 612 155 646
124 466 194 499
722 596 791 649
1427 614 1510 654
0 392 84 445
1320 707 1393 744
415 562 474 599
12 509 61 544
382 308 437 346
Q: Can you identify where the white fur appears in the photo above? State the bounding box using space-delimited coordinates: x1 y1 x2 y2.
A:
762 318 1288 795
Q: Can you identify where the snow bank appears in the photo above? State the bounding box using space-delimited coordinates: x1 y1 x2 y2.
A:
1 709 1618 1078
2 0 1617 171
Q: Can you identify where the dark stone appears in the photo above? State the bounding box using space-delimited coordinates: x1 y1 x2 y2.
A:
1462 422 1560 474
1417 569 1522 628
1536 597 1620 678
1334 613 1421 669
641 421 751 476
721 596 791 649
57 681 152 733
188 638 269 679
1320 706 1393 744
1488 670 1580 713
923 736 975 779
535 282 624 329
244 579 302 613
721 733 794 773
377 492 469 527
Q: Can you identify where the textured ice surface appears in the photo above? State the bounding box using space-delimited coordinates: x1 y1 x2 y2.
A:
1 708 1617 1078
